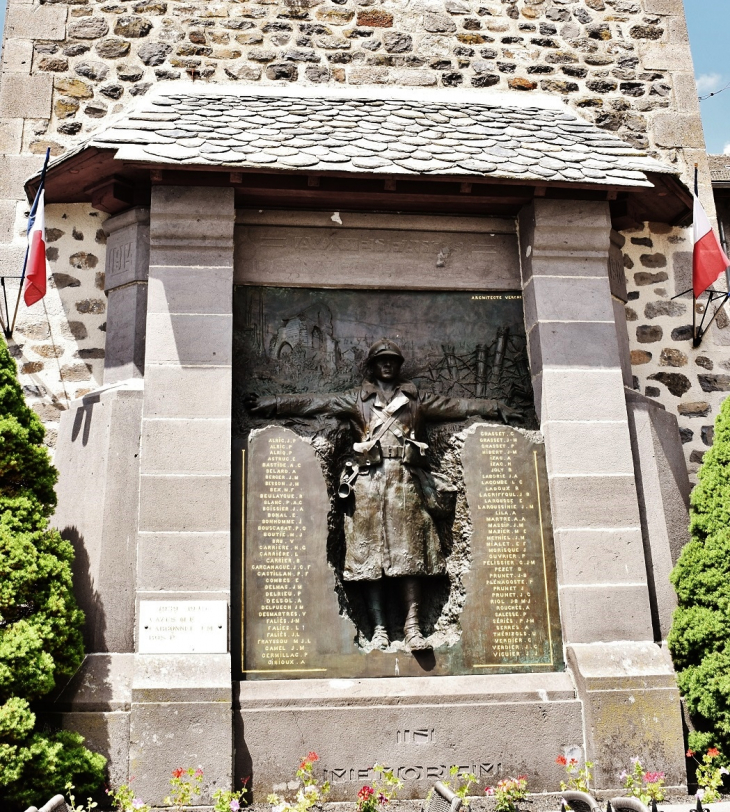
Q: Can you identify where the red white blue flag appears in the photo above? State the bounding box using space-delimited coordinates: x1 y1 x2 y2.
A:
23 185 48 307
693 192 730 297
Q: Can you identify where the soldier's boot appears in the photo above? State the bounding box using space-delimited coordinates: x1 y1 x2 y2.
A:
367 580 390 650
403 577 432 652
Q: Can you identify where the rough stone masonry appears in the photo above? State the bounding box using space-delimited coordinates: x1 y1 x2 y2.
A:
0 0 725 478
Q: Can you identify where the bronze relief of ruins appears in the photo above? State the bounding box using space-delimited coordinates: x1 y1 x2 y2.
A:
44 84 694 804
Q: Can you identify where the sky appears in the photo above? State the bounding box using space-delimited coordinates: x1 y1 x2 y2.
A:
685 0 730 155
0 0 725 151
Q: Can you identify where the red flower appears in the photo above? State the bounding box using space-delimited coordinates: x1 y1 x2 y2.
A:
172 768 185 779
308 751 320 762
687 750 695 757
568 760 578 767
556 756 567 766
708 748 720 758
358 786 375 802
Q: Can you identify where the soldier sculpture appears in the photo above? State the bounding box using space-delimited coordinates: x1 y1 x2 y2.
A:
246 339 522 652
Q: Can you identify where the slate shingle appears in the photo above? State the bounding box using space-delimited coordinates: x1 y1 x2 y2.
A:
61 88 677 187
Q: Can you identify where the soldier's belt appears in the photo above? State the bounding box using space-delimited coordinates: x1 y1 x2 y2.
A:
381 446 404 459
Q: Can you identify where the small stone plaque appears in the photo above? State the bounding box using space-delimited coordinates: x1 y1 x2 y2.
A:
138 600 228 654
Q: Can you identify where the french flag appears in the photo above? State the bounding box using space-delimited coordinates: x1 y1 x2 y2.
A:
693 192 730 298
24 185 48 307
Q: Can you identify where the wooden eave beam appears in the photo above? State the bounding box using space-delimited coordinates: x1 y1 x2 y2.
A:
26 148 690 227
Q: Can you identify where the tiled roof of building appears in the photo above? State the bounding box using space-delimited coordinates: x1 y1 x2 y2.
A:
52 85 675 188
709 154 730 183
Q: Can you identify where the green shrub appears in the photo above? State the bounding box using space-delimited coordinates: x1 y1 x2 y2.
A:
0 339 106 807
669 394 730 758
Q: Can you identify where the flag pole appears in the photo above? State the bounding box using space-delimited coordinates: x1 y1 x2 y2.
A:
693 164 700 347
8 148 51 339
0 278 8 334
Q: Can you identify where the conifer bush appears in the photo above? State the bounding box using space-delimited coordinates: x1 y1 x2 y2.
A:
669 394 730 759
0 339 106 807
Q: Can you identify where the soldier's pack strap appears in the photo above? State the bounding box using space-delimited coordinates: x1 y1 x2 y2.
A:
353 411 402 454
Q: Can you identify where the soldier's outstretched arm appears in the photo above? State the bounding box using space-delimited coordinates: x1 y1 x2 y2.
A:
420 392 524 424
244 390 358 418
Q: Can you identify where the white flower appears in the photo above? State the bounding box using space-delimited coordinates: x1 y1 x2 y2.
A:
697 790 706 800
273 803 290 812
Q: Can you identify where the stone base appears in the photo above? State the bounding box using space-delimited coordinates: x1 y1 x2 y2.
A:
235 672 583 801
47 653 133 788
567 642 687 789
130 654 233 805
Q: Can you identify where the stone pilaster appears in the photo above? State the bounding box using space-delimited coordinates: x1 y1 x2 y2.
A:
103 207 149 385
129 186 235 803
519 199 686 787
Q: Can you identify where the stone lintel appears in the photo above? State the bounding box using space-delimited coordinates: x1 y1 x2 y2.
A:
236 672 576 710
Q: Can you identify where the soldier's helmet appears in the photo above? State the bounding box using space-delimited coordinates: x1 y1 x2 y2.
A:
365 338 405 365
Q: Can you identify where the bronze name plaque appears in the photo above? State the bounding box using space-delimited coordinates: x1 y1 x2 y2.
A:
460 424 562 669
235 287 562 679
243 426 353 677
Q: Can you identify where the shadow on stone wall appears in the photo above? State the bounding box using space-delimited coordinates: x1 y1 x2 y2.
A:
62 524 106 654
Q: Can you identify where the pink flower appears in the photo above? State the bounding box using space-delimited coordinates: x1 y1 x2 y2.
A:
195 769 203 778
230 801 240 811
485 787 495 796
132 801 144 810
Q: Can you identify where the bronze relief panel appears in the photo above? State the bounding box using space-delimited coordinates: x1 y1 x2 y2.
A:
233 287 562 679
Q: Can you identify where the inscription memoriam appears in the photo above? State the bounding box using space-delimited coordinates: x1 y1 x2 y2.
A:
460 424 562 669
138 600 228 654
322 763 500 784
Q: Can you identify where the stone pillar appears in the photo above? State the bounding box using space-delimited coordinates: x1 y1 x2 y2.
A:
129 187 235 803
103 208 149 385
519 200 686 787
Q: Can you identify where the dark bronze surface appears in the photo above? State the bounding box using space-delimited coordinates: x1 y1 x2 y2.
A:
235 287 562 680
460 424 563 670
243 426 355 677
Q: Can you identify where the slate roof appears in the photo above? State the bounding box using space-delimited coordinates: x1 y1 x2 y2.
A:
709 154 730 183
54 85 676 188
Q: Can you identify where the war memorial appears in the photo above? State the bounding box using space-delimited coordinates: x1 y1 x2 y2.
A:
0 0 727 806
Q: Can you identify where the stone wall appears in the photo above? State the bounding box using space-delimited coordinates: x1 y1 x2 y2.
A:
0 0 725 476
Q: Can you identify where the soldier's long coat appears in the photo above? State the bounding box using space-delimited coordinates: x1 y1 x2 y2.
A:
272 380 500 581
